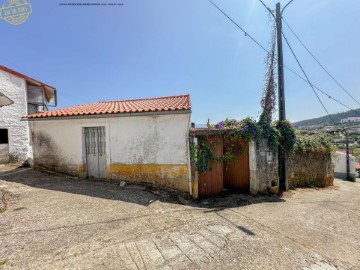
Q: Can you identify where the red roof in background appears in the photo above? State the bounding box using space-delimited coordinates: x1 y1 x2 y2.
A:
0 65 55 90
26 94 191 119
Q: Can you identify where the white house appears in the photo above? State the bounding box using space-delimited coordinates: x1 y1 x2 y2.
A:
340 117 360 124
0 66 57 164
26 95 193 193
334 151 356 178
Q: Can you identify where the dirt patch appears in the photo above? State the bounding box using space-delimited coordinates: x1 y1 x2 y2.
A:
0 259 8 267
0 189 11 213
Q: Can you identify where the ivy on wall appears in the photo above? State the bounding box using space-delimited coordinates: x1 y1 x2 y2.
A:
190 121 335 174
190 117 298 173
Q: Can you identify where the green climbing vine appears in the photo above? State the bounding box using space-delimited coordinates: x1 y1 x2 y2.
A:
190 117 297 173
190 138 216 173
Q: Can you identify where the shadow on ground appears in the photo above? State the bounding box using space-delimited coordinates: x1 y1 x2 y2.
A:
0 167 285 209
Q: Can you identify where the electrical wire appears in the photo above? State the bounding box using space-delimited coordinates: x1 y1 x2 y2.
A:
284 65 360 115
282 0 294 13
209 0 360 118
281 32 336 124
282 17 360 107
257 0 275 19
208 0 269 53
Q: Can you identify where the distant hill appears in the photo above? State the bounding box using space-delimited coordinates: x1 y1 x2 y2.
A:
294 108 360 127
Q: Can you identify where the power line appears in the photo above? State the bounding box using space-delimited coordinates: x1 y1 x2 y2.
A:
257 0 360 117
208 0 268 53
281 32 336 124
282 17 360 107
282 0 294 12
284 65 360 115
258 0 275 19
209 0 359 119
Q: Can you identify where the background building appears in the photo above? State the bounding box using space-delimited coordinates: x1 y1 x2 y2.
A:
0 66 56 164
340 117 360 124
334 151 357 178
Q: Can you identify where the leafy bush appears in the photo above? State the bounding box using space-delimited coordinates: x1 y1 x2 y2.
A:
234 117 259 142
190 139 215 173
293 131 332 153
191 118 333 173
276 120 296 152
346 175 356 182
257 114 280 153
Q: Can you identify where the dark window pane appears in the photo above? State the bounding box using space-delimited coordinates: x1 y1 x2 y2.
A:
0 129 8 144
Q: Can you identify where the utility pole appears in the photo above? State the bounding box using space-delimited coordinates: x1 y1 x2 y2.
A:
345 131 350 179
276 2 288 192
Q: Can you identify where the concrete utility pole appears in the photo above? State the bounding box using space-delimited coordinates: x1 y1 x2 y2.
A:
276 2 287 192
345 131 350 179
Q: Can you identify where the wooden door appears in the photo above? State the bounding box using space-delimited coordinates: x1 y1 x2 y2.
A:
198 135 224 198
224 138 250 192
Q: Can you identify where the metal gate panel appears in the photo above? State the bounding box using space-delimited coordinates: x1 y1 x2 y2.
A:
198 135 224 198
84 127 106 179
97 127 107 178
224 138 250 192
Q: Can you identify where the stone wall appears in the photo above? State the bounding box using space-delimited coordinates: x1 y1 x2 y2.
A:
250 142 334 193
287 151 334 188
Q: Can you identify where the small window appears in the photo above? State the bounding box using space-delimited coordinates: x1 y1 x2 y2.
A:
0 129 8 144
27 85 44 105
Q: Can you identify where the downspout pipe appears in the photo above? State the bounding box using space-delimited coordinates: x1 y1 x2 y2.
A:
186 116 192 196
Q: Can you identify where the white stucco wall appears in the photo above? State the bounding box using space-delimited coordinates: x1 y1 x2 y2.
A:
0 70 32 163
334 151 356 178
109 114 190 164
31 113 191 177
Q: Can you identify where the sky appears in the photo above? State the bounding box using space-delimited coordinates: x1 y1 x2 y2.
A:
0 0 359 124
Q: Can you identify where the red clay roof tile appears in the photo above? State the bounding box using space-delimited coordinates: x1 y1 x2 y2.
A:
26 94 191 119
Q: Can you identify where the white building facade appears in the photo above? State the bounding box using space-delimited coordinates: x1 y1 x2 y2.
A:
334 151 356 178
0 66 56 164
340 117 360 124
27 95 193 193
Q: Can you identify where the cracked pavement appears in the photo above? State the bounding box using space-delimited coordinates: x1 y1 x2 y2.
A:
0 166 359 269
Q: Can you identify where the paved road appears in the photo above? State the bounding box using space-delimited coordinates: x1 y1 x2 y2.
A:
0 167 359 269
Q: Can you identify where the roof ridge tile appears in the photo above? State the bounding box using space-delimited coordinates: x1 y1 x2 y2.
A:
26 94 191 119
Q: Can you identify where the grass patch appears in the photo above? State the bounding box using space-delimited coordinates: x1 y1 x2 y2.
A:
346 175 356 182
0 259 8 266
13 207 26 211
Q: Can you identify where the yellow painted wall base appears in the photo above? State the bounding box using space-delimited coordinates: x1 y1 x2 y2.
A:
34 162 191 194
108 164 189 192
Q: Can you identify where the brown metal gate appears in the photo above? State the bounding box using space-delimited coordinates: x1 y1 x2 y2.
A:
198 135 224 198
224 138 250 192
